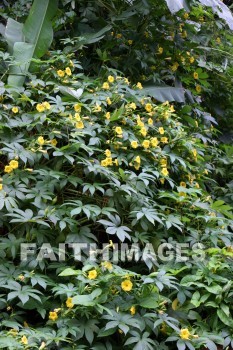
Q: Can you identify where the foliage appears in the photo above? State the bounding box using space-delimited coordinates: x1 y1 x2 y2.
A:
0 0 233 349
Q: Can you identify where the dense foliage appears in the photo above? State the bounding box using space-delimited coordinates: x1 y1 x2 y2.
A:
0 0 233 349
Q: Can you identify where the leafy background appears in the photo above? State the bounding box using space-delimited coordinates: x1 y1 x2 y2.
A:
0 0 233 349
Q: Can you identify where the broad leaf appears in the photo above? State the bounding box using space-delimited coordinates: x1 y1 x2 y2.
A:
141 85 185 103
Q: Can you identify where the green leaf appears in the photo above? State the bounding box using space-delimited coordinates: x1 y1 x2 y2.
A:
59 268 80 276
141 85 185 103
4 18 24 54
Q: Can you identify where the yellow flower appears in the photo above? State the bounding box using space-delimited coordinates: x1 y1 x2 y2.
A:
93 103 102 112
193 72 199 79
74 113 81 121
161 137 168 143
101 159 108 167
148 118 153 125
150 137 159 147
136 82 143 89
66 297 74 308
204 169 208 175
145 103 152 112
161 168 169 176
216 37 221 44
9 160 18 169
171 62 179 71
49 311 58 321
0 184 3 191
106 157 113 166
102 261 113 270
180 181 186 187
76 121 84 129
57 69 65 77
12 107 19 113
36 104 45 113
105 149 111 157
69 60 74 67
160 159 167 167
102 82 110 90
37 136 45 145
129 102 137 110
130 306 136 315
21 335 28 345
106 97 112 105
4 165 13 173
142 140 150 149
88 269 97 279
189 57 195 63
105 112 111 119
74 104 81 112
158 127 165 135
195 182 200 189
108 75 115 83
115 127 123 135
180 328 191 340
42 101 51 110
179 192 186 197
114 159 119 166
124 77 130 85
121 279 133 292
196 85 202 93
128 40 133 45
131 140 138 149
65 67 72 76
50 139 57 147
181 30 187 38
183 12 189 19
140 127 147 137
158 46 163 54
135 155 141 164
116 33 122 39
192 149 197 157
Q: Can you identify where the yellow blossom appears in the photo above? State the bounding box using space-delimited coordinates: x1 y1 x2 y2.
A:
195 183 200 189
128 40 133 45
49 311 58 321
204 169 208 175
183 12 189 19
114 159 119 166
192 149 197 157
158 46 163 54
37 136 45 145
145 103 152 112
36 104 45 113
42 101 51 110
116 33 122 39
105 149 111 157
106 97 112 105
106 157 113 166
161 137 168 143
101 159 108 167
66 297 74 308
148 118 153 125
108 75 114 83
21 335 28 345
88 269 97 279
102 261 113 270
102 82 110 90
216 37 221 44
161 168 169 176
65 67 72 76
4 165 13 173
57 70 65 77
140 127 147 137
12 107 19 113
142 140 150 149
0 184 3 191
129 102 137 110
105 112 111 119
193 72 199 79
160 159 167 167
171 62 179 71
180 181 186 187
196 85 202 93
74 104 81 112
93 103 102 112
121 279 133 292
115 126 123 135
180 328 191 340
151 137 159 147
190 57 195 63
158 127 165 135
130 306 136 315
135 156 141 164
179 192 186 197
136 82 143 89
50 139 57 147
76 121 84 129
75 113 81 121
9 160 18 169
131 140 138 149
